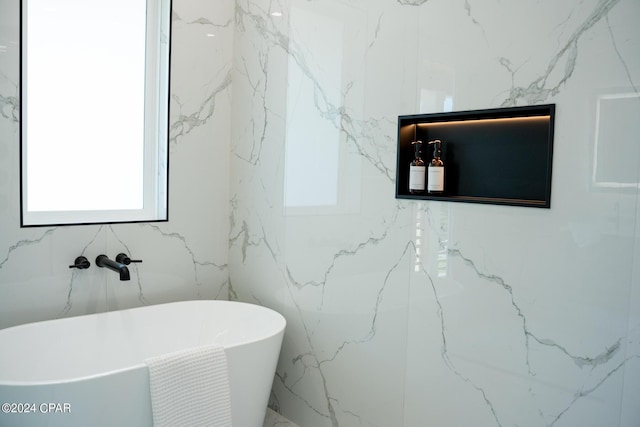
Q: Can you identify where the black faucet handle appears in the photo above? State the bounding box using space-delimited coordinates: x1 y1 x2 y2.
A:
115 253 142 265
69 256 91 269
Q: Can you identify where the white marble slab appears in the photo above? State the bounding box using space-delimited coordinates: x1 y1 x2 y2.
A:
230 0 640 426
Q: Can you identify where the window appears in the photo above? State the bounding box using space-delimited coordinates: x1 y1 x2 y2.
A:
20 0 171 226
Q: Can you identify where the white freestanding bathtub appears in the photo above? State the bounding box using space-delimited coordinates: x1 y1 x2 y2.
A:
0 300 286 427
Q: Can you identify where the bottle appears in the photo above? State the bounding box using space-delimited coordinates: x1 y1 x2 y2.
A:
409 141 426 194
427 139 444 193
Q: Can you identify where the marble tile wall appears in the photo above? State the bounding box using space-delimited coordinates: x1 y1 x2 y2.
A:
229 0 640 426
2 0 640 426
0 0 234 328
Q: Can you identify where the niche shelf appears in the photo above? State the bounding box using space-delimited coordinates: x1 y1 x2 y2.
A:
395 104 555 208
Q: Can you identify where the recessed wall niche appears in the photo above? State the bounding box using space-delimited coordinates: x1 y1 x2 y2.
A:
396 104 555 208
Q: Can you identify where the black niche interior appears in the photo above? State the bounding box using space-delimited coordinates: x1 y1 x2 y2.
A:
395 104 555 208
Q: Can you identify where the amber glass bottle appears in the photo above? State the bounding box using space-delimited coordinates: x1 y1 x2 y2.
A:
427 139 444 193
409 141 425 194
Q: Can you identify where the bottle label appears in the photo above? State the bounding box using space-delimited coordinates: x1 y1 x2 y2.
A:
428 167 444 192
409 166 426 191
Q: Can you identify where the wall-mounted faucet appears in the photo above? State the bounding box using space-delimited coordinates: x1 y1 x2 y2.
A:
95 255 130 281
115 253 142 266
69 256 91 270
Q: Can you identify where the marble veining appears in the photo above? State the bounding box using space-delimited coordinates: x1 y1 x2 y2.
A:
449 247 624 369
0 91 18 123
443 246 631 425
264 409 300 427
0 228 56 270
169 70 232 146
501 0 621 106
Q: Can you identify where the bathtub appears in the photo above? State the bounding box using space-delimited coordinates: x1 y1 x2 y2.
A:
0 300 286 427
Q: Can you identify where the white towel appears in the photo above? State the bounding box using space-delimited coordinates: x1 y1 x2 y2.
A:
145 344 232 427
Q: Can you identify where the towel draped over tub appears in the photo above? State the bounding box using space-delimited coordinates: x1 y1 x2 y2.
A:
145 344 232 427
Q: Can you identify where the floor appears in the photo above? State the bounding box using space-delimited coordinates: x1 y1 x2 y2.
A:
263 409 300 427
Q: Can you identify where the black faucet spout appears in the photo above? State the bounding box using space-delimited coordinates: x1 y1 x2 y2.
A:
95 255 130 281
